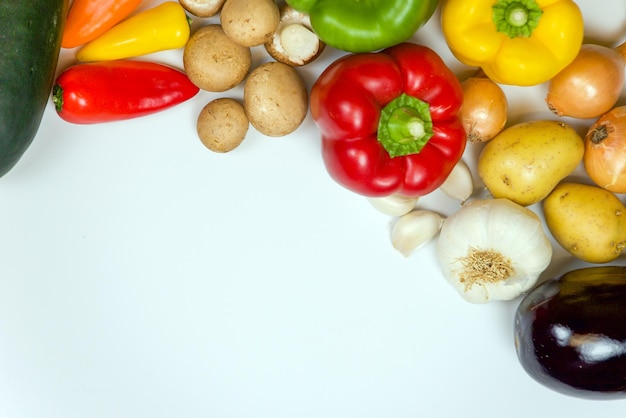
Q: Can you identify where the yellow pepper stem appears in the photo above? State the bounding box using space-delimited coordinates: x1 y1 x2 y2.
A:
492 0 543 38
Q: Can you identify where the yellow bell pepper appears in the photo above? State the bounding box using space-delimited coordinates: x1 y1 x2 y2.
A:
76 2 191 62
441 0 584 86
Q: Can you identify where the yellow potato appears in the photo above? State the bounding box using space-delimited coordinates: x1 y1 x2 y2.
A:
543 182 626 263
477 120 584 206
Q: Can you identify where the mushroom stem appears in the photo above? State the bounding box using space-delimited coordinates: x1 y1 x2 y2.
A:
264 5 324 66
279 23 320 65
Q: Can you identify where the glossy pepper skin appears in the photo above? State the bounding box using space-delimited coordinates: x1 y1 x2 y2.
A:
52 60 200 124
515 266 626 399
310 42 466 198
61 0 142 49
76 2 191 62
441 0 584 86
285 0 438 53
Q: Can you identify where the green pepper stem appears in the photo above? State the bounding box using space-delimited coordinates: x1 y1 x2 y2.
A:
377 94 433 158
52 84 64 113
507 6 528 27
492 0 543 38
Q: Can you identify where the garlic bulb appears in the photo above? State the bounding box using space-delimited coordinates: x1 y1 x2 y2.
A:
368 194 418 216
436 198 552 304
391 210 444 257
439 159 474 202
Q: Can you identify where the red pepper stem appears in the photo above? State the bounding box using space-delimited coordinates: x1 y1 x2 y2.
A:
378 93 434 158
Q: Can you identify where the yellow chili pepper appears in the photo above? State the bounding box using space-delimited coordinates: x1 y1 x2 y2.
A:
76 2 191 62
441 0 584 86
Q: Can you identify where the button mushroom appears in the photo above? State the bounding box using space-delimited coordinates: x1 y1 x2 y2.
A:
178 0 226 17
264 5 325 66
197 98 249 153
220 0 280 47
183 24 251 92
244 61 308 137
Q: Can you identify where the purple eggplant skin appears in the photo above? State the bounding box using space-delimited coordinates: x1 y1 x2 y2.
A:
514 266 626 400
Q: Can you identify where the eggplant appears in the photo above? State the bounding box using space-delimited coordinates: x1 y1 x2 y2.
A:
514 266 626 399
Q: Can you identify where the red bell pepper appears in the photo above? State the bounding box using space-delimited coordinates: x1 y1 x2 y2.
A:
52 60 199 124
310 42 467 197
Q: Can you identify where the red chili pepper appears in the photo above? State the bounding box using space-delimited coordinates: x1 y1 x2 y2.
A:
310 42 466 197
52 60 200 124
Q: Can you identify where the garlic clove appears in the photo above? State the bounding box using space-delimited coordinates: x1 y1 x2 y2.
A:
368 194 418 217
439 159 474 203
391 210 445 257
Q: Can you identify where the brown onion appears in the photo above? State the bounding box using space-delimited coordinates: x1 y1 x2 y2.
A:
584 105 626 193
546 43 626 119
459 75 508 143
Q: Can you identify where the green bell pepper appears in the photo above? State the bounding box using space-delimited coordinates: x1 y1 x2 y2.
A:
285 0 438 53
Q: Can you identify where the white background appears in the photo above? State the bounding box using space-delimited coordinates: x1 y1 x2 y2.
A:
2 0 626 417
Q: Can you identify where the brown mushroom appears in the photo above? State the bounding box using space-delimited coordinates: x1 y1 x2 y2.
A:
243 61 308 137
183 24 251 92
220 0 280 47
178 0 226 17
197 98 249 153
264 5 325 66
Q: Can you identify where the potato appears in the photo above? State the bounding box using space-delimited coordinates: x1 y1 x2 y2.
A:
477 120 584 206
220 0 280 47
197 98 249 153
183 24 251 92
243 61 308 137
543 182 626 263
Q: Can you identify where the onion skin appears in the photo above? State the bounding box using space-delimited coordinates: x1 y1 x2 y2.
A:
584 105 626 193
459 76 507 143
515 266 626 400
546 43 626 119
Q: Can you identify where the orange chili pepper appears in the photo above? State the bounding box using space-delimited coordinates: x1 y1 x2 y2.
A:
61 0 143 49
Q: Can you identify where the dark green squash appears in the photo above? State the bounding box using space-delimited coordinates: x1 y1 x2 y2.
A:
0 0 68 178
